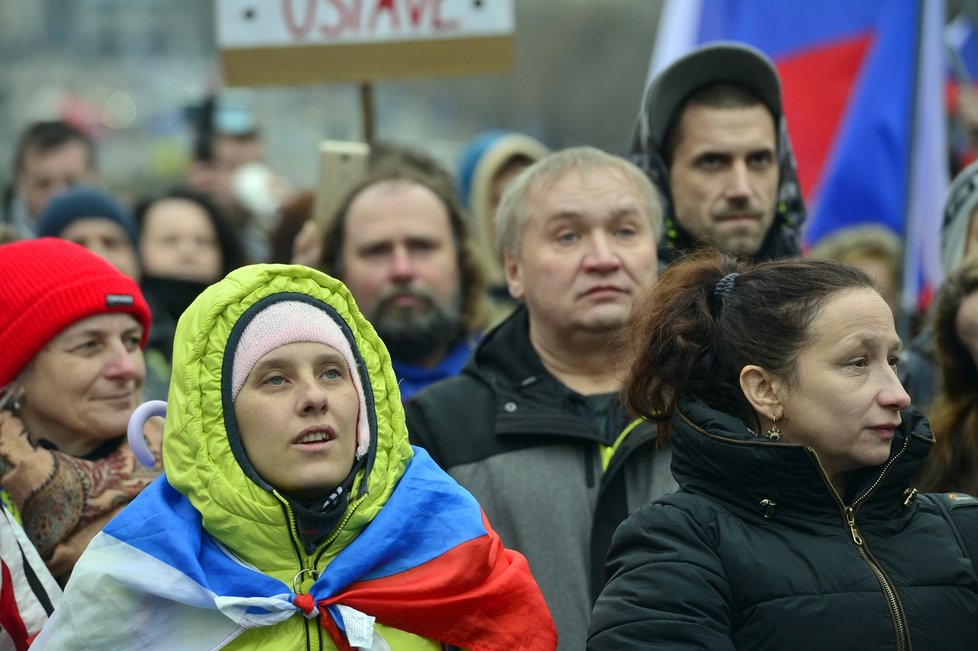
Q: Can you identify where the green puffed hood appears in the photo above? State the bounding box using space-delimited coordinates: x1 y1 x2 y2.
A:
162 264 412 579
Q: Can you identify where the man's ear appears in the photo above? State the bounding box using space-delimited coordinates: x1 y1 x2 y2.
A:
503 250 525 301
739 365 783 421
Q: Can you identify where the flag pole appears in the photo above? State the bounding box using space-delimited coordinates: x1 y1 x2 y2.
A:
897 0 925 343
899 0 949 343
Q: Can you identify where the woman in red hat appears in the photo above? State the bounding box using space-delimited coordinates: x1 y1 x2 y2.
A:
0 238 162 583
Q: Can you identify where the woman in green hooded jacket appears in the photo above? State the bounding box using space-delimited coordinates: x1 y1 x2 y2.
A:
36 263 555 650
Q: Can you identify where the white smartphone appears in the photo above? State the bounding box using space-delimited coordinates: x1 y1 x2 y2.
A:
313 140 371 229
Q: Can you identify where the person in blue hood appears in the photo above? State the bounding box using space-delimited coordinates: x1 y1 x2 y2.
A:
457 130 549 321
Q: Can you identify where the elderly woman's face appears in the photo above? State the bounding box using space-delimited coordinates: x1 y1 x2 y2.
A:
17 313 145 457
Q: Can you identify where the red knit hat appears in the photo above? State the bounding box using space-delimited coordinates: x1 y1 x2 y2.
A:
0 238 152 389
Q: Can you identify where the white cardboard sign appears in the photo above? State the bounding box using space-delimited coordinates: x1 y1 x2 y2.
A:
217 0 515 48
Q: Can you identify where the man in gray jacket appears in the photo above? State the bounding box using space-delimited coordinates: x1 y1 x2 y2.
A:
406 146 677 650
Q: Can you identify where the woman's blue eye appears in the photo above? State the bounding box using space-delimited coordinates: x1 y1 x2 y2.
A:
265 376 285 386
323 368 342 380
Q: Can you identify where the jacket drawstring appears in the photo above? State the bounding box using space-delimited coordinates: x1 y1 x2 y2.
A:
585 447 596 488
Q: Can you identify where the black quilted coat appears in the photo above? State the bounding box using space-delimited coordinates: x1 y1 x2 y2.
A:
588 399 978 650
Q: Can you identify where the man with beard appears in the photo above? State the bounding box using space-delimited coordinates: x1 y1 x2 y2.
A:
319 165 488 401
631 42 806 264
405 147 677 650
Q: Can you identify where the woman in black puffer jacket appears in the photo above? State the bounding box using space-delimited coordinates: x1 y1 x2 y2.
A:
588 253 978 650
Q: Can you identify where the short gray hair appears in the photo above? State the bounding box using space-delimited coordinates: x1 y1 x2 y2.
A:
495 146 663 260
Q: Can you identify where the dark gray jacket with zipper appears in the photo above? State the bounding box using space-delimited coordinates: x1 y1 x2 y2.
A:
406 306 676 651
588 398 978 650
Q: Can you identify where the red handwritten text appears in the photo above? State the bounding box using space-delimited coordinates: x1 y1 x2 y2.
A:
280 0 460 40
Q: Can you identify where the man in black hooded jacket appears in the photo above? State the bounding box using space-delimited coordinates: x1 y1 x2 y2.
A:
631 41 806 265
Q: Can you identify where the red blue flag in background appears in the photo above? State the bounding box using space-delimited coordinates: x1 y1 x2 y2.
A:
946 11 978 170
645 0 947 316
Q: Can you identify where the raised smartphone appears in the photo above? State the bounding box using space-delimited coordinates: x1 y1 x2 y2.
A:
313 140 371 229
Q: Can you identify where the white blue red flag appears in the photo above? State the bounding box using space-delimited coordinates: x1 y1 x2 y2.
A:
33 448 555 650
646 0 948 314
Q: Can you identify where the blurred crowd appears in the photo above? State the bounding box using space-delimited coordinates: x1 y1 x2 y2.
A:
2 35 978 651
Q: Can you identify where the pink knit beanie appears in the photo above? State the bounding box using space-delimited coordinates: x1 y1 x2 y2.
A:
230 300 370 459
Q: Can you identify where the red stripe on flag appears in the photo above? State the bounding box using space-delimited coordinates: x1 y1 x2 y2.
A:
319 514 556 650
777 34 872 198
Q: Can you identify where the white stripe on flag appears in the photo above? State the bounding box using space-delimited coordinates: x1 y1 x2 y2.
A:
32 533 294 650
902 0 948 315
642 0 703 97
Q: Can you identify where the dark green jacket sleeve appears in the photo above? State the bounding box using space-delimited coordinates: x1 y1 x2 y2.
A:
587 500 736 650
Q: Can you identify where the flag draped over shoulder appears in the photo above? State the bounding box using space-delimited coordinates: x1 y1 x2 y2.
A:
646 0 948 314
33 447 556 651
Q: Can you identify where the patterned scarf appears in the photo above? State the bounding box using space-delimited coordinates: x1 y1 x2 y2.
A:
0 410 162 581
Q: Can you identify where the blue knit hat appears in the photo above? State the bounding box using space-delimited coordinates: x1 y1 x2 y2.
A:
37 187 138 245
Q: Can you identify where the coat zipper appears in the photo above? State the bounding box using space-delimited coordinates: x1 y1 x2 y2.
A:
278 500 322 650
277 491 367 650
807 436 912 651
677 409 915 649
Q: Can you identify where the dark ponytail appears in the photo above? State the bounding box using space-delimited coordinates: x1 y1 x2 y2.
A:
621 251 877 445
